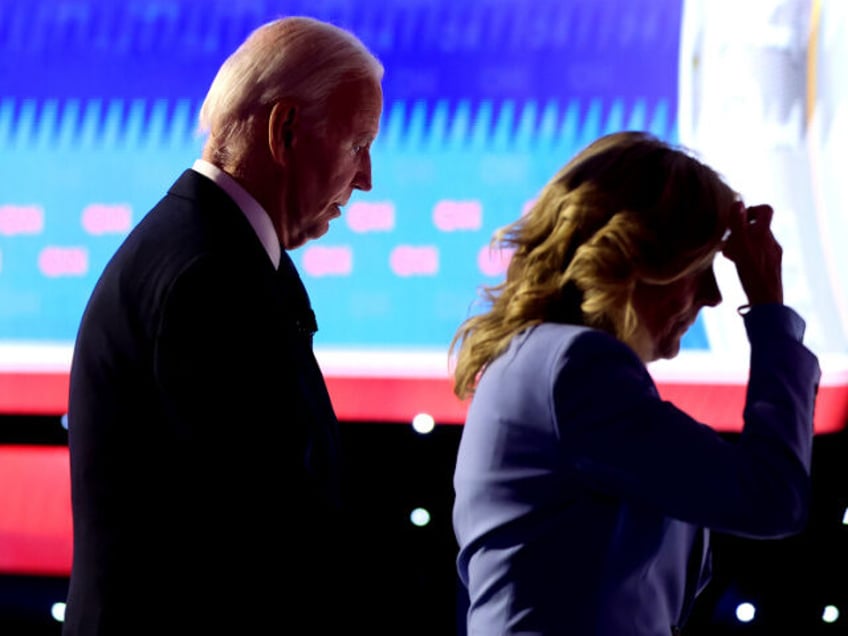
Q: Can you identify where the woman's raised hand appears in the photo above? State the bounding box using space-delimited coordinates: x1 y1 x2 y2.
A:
721 202 784 306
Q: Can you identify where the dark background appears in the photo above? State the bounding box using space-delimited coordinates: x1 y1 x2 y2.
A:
0 415 845 635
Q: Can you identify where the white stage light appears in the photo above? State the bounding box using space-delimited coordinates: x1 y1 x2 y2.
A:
412 412 435 434
822 605 840 623
735 602 756 623
410 507 431 527
51 602 66 622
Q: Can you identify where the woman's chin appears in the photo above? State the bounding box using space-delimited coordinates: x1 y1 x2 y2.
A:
658 337 683 360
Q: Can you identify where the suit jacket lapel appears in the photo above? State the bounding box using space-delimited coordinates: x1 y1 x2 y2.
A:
278 250 342 507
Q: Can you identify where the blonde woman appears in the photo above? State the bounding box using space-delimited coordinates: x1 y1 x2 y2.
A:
451 131 820 635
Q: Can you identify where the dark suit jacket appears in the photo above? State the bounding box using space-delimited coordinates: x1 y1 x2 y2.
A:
64 170 350 634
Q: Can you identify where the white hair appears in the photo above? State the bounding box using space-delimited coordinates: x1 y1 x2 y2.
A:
198 16 384 166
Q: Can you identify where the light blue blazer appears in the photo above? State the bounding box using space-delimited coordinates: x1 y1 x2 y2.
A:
453 304 820 635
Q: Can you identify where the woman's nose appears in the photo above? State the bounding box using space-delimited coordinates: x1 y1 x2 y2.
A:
700 270 722 307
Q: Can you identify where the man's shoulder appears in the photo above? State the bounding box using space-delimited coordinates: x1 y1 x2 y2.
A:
165 168 227 202
127 169 248 255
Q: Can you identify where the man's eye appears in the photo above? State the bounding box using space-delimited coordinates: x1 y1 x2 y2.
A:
352 141 371 155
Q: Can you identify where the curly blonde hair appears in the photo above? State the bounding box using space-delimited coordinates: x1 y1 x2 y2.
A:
451 131 738 399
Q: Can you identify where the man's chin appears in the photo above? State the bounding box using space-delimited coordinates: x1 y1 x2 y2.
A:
309 222 331 241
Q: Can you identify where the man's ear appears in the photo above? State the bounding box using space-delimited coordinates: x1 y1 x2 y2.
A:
268 101 297 165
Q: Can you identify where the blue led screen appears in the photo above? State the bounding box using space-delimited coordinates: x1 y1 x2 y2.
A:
0 0 700 356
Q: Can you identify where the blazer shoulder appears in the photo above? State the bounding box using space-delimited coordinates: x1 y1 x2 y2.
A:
521 323 639 370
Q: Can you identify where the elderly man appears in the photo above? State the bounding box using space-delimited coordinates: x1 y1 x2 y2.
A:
64 17 383 634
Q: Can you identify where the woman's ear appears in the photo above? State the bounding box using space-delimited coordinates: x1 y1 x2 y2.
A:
268 101 297 165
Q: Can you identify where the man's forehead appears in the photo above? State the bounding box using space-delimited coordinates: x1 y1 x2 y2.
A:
331 78 382 129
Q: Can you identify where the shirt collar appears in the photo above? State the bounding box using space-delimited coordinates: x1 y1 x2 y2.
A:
191 159 282 269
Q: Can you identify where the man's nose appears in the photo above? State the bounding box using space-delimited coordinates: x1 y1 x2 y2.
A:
353 153 372 191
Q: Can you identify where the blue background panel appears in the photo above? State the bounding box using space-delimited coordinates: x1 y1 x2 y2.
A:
0 0 701 352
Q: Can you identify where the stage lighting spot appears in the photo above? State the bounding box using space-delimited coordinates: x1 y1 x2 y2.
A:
410 507 431 527
412 413 435 434
842 507 848 525
822 605 840 623
735 602 756 623
51 602 66 622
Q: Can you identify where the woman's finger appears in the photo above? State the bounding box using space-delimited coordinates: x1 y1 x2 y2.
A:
745 204 774 229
